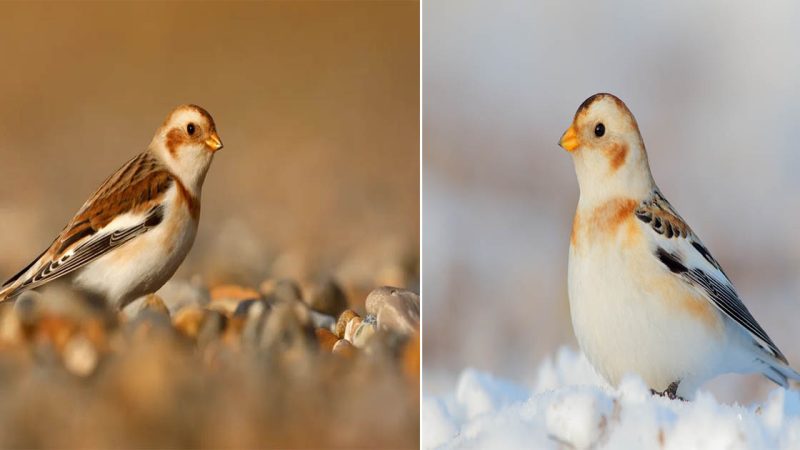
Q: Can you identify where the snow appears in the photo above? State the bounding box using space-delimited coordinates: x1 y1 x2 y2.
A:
422 347 800 450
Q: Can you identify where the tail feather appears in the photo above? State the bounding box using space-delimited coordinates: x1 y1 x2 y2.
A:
759 357 800 388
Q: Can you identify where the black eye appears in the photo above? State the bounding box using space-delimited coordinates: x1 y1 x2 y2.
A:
187 123 196 135
594 123 605 137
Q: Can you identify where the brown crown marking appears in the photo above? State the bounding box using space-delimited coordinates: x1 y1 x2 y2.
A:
574 93 631 121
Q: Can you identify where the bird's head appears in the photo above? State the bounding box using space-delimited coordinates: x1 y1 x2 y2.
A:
151 104 223 194
559 93 654 203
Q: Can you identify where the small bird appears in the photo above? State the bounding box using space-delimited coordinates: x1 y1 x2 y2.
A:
559 93 800 399
0 105 223 309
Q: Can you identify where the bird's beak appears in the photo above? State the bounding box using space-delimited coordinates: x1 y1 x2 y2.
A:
559 124 580 152
205 132 223 152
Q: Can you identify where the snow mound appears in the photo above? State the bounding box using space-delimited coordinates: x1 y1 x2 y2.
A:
423 347 800 449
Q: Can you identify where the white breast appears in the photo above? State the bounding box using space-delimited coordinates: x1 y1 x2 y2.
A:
73 185 198 308
567 213 726 395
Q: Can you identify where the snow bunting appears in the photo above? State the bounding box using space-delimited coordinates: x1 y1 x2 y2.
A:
560 93 800 399
0 105 223 309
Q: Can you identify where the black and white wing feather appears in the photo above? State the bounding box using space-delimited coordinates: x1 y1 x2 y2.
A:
0 152 173 301
0 205 164 300
636 190 788 364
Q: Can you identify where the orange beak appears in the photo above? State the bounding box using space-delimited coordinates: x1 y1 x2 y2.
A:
558 124 580 152
205 132 223 152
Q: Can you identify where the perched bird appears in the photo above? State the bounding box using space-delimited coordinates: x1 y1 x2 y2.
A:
0 105 223 309
559 93 799 399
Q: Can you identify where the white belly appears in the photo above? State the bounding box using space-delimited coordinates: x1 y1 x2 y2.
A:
568 219 726 395
73 188 198 309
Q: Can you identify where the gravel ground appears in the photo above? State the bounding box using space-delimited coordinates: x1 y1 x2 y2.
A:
0 275 419 448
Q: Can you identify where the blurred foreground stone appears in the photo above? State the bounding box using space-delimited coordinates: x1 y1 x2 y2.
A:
0 279 420 449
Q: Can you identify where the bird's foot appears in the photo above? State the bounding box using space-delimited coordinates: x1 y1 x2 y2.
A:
650 381 686 401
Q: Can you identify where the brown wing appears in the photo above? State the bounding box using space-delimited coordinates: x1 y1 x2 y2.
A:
1 152 174 299
52 152 173 255
633 190 692 239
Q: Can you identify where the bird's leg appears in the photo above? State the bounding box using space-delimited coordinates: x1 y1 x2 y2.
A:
650 381 686 401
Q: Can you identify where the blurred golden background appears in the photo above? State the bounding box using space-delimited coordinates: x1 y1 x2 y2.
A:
0 1 419 291
0 2 419 448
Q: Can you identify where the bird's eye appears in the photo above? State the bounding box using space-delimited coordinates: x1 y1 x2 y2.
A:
594 123 605 137
187 123 196 135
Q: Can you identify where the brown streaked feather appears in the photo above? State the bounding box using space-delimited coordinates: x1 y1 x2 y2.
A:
0 151 173 300
634 190 691 239
52 152 174 258
1 205 166 301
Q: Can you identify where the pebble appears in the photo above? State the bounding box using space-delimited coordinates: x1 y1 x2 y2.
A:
142 294 170 316
172 306 207 339
365 286 420 335
14 290 42 326
233 299 260 317
259 302 316 357
305 279 348 317
343 316 363 343
0 304 22 346
63 334 99 376
0 271 419 447
350 316 377 349
210 284 261 302
126 309 174 343
241 300 269 349
402 332 420 381
332 338 356 358
154 279 211 315
308 310 336 331
260 279 303 303
198 311 227 348
315 328 338 352
206 285 260 317
335 310 359 339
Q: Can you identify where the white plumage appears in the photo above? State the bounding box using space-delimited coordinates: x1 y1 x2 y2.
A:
561 93 799 399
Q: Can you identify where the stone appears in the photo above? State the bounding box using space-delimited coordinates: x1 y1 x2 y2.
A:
365 286 420 335
241 300 269 350
81 318 109 352
343 316 363 343
63 335 99 377
233 299 261 317
259 302 316 357
198 311 227 348
308 310 336 331
154 278 211 315
304 279 348 317
210 284 261 302
172 306 207 339
315 328 338 352
0 303 22 346
35 314 79 352
335 310 359 339
350 315 377 349
142 294 169 316
124 307 175 344
207 284 260 317
15 285 105 325
402 332 420 381
13 290 42 326
260 278 302 303
332 339 356 358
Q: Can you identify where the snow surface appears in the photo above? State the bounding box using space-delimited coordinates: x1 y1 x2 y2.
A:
423 347 800 449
